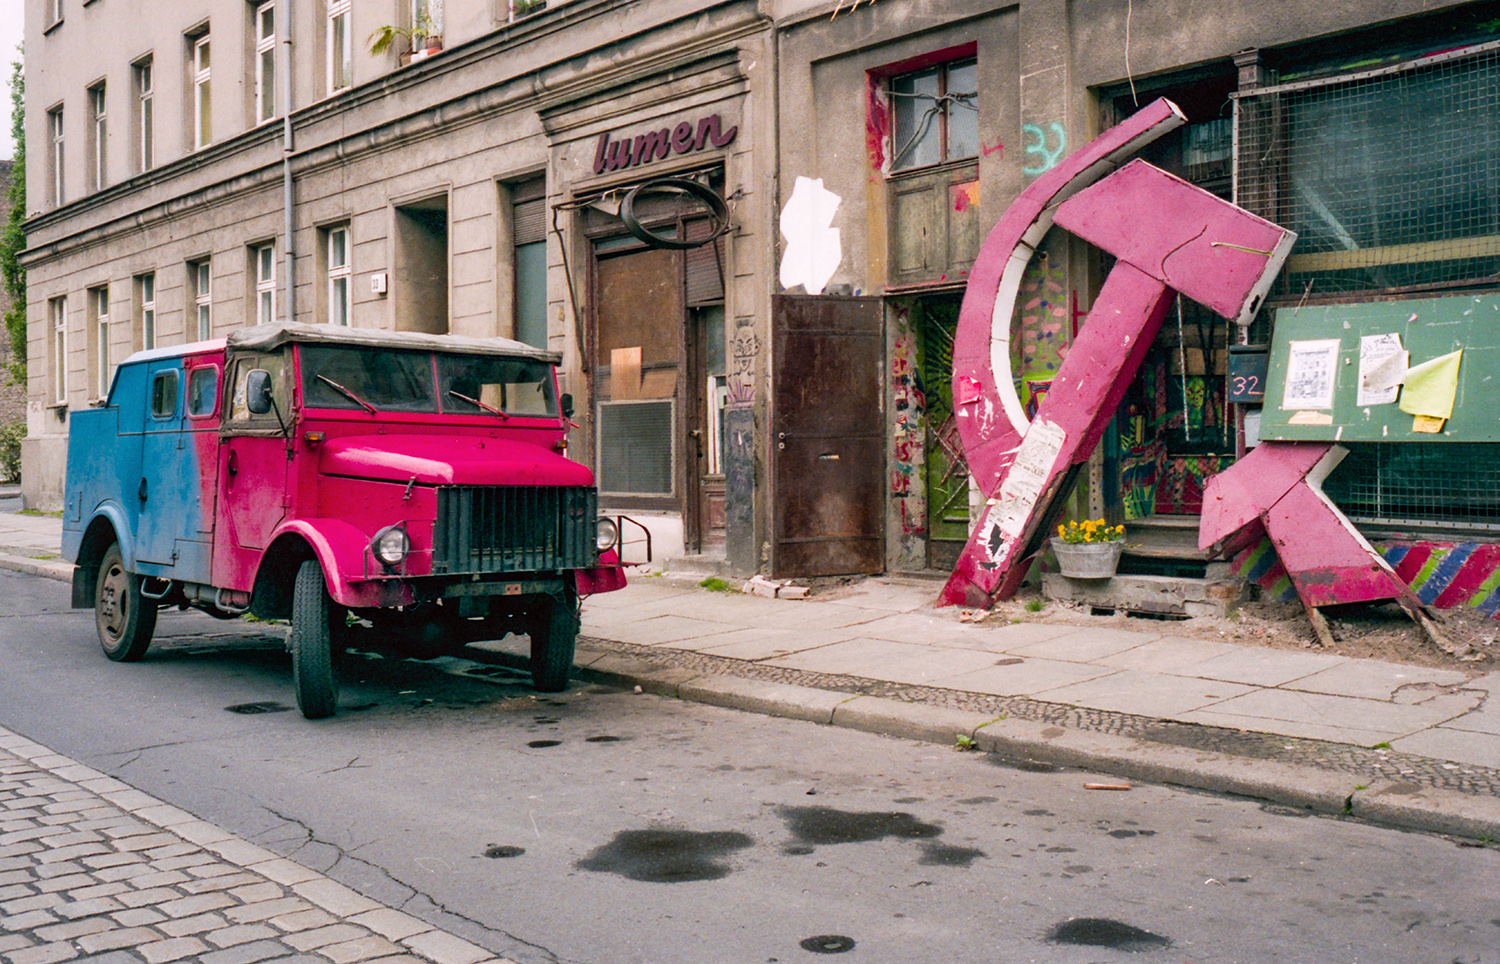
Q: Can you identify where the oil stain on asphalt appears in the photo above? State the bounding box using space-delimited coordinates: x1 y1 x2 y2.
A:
575 828 753 883
1047 918 1171 951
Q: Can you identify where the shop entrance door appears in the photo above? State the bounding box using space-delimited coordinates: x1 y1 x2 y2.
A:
769 294 884 577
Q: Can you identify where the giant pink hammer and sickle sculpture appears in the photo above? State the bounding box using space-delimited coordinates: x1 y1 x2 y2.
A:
941 99 1297 607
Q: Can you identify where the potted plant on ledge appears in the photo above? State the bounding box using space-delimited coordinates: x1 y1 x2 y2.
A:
368 0 443 65
1051 518 1126 579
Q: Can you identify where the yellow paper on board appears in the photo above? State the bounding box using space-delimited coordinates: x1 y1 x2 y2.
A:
1411 414 1445 434
1397 349 1462 420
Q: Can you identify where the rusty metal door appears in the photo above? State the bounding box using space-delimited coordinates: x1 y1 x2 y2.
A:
770 294 884 577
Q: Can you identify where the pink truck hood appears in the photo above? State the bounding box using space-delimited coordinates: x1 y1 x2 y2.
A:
319 434 595 487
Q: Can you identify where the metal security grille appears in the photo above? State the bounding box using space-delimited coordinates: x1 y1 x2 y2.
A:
1234 41 1500 300
598 400 674 496
1322 443 1500 532
432 486 598 574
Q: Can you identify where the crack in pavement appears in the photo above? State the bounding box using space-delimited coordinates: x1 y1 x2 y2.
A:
254 803 565 964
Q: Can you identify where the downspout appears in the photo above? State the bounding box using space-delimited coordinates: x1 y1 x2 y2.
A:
279 0 296 322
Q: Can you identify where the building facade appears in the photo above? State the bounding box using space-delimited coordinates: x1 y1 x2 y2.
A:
22 0 1500 607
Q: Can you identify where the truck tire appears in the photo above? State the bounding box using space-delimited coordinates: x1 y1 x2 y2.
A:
291 559 341 719
529 589 578 693
95 542 158 662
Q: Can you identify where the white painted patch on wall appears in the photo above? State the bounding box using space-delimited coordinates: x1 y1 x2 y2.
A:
778 176 842 296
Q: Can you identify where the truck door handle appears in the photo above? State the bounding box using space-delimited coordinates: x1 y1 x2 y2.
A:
227 451 238 477
138 478 148 502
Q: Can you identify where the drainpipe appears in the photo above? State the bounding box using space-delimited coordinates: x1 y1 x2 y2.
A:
279 0 296 323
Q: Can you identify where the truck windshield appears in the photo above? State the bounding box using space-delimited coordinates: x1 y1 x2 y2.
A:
299 346 438 413
437 354 558 418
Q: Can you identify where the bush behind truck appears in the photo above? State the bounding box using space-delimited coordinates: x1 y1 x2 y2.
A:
63 323 639 718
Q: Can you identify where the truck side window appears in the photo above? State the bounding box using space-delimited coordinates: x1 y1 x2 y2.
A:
151 370 179 419
187 367 219 418
228 353 287 424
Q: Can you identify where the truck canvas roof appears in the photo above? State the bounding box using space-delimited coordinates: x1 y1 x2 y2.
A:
227 322 562 363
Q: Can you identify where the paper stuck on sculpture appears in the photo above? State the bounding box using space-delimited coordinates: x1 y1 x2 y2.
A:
1398 349 1462 420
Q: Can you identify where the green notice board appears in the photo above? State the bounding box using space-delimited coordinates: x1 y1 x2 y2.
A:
1262 295 1500 443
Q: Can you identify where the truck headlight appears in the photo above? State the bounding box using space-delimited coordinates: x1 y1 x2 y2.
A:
372 525 410 567
596 517 619 552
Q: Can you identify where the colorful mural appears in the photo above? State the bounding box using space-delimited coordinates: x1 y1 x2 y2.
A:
1232 535 1500 618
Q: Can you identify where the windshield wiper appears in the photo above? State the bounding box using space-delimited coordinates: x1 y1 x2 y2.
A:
317 375 379 414
448 390 509 419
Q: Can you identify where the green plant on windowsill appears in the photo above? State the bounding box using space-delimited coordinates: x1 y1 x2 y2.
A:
368 2 443 57
512 0 546 18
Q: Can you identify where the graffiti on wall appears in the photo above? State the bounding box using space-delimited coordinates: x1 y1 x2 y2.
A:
1022 122 1066 176
1232 536 1500 618
890 314 928 539
728 318 759 407
1018 250 1071 374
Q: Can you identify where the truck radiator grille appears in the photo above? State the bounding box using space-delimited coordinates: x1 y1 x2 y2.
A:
433 486 598 574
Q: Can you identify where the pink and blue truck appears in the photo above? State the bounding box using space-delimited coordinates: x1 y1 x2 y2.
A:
63 323 637 718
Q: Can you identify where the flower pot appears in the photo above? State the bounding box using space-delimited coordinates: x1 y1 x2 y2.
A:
1052 540 1123 579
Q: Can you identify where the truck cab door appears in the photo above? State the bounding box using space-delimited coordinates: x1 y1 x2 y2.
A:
135 360 191 573
214 352 291 591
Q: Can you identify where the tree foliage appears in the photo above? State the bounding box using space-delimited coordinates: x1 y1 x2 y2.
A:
2 49 26 386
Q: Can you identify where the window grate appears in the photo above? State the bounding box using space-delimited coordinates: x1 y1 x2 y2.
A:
1322 443 1500 532
1235 43 1500 299
598 400 673 496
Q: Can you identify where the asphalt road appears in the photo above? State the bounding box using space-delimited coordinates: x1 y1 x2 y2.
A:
2 568 1498 964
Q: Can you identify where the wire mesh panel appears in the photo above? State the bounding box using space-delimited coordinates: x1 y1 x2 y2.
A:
1322 443 1500 532
1235 42 1500 300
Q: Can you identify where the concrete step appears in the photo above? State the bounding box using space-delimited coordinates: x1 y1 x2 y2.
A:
1040 570 1248 619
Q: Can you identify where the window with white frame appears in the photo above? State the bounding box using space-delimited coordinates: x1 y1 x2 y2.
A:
50 296 68 406
192 31 212 149
137 273 156 350
133 58 154 173
191 259 212 340
90 285 110 399
327 226 351 326
48 0 63 27
328 0 352 93
413 0 437 33
254 1 276 124
88 83 106 192
48 106 65 207
888 58 978 172
254 243 276 324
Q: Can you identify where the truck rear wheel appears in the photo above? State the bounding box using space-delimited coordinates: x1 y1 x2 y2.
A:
291 559 342 719
529 589 578 693
95 542 158 662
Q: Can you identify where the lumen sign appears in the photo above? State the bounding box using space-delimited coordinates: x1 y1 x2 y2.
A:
592 113 738 174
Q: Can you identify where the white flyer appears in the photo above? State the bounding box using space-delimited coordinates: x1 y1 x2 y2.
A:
1281 339 1342 410
1357 333 1406 406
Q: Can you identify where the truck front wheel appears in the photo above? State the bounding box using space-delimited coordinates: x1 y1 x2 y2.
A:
291 559 342 719
529 588 579 693
95 542 158 662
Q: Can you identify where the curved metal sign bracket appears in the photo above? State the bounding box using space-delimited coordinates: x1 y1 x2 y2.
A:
620 177 731 250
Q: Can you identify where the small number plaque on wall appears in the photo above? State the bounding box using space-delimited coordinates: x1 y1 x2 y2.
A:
1228 345 1269 404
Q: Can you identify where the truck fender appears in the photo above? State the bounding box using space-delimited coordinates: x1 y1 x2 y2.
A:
575 548 628 596
264 518 384 608
67 504 136 609
71 502 134 567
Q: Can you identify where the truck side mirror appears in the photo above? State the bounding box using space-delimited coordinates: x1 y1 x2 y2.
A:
246 369 275 416
560 393 575 419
